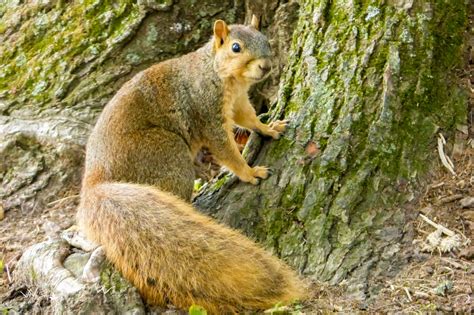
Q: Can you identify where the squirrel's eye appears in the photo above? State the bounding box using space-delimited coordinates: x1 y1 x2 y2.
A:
232 43 241 53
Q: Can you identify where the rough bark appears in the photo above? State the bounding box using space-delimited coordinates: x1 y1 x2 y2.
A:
195 0 468 301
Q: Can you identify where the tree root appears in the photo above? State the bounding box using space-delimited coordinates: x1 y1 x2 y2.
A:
13 231 146 314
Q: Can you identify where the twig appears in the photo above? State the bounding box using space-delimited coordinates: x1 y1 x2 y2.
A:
419 214 455 236
437 133 456 176
47 194 79 206
438 194 464 204
431 182 445 189
5 263 12 283
416 229 430 235
413 291 430 298
403 287 413 302
440 257 465 269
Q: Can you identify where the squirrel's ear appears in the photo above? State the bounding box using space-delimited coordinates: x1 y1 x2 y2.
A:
250 15 260 30
213 20 229 49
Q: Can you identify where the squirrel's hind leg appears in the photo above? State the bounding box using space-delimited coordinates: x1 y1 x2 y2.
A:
109 128 195 200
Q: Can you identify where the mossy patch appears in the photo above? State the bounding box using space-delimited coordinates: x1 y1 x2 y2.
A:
100 264 129 293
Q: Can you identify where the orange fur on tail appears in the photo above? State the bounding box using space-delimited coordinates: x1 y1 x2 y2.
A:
78 183 304 313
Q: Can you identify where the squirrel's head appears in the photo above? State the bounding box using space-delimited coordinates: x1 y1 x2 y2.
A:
212 16 272 84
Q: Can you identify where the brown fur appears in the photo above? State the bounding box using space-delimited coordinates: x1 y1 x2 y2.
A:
77 19 305 313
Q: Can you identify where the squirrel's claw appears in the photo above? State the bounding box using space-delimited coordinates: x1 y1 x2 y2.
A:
239 165 270 185
252 166 269 179
268 119 288 139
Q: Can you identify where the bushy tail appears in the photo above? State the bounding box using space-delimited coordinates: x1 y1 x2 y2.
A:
77 182 305 313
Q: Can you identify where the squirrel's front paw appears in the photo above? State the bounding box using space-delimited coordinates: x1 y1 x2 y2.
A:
267 119 288 139
240 166 270 185
252 166 269 179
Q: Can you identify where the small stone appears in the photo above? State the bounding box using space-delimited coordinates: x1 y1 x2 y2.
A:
456 180 466 189
463 210 474 221
439 304 453 312
460 197 474 208
423 266 434 275
459 246 474 260
0 203 4 221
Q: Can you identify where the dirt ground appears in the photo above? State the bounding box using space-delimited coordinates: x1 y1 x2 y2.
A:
0 189 79 297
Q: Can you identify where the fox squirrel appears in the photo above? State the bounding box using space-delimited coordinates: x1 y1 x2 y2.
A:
77 16 305 313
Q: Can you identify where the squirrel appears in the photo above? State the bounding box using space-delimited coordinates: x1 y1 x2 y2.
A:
76 16 305 313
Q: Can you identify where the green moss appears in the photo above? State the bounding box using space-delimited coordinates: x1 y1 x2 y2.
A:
1 1 244 115
100 265 128 292
0 1 144 109
30 267 38 281
189 304 208 315
267 137 294 159
210 174 231 191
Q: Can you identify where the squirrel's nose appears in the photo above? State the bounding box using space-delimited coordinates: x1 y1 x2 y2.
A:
258 62 271 74
259 64 271 72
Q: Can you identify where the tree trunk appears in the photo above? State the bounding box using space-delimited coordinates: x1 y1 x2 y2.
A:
195 0 468 300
